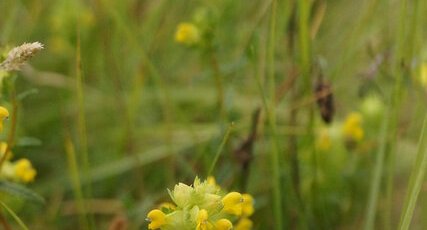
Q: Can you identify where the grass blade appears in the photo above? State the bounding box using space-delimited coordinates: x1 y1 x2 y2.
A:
364 109 389 230
0 201 29 230
207 122 234 176
398 115 427 230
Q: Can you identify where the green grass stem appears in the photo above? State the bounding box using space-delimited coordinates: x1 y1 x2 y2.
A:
364 110 390 230
398 115 427 230
0 201 29 230
207 122 234 176
64 135 89 230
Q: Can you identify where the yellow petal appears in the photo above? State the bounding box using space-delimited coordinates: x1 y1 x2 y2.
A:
147 209 166 229
215 219 232 230
222 192 243 216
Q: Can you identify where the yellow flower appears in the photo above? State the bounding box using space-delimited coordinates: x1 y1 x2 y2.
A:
174 23 200 45
241 194 254 217
0 106 9 132
222 192 243 216
147 209 166 229
235 218 253 230
0 142 12 160
215 219 232 230
14 158 36 183
342 112 364 142
196 209 211 230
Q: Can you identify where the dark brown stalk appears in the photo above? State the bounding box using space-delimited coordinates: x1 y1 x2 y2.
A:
234 108 261 192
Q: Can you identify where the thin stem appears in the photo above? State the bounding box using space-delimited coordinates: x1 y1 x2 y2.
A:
364 110 389 230
210 52 226 121
207 123 234 176
398 115 427 230
265 1 284 228
75 25 94 229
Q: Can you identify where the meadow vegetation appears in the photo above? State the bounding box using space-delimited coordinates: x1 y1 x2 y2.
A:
1 0 427 229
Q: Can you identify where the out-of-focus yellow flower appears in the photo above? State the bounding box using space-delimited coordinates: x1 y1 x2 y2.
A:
0 142 12 160
0 106 9 132
342 112 364 142
241 194 254 217
174 23 201 46
14 158 36 183
215 219 232 230
316 128 332 151
222 192 243 216
147 209 166 229
235 217 253 230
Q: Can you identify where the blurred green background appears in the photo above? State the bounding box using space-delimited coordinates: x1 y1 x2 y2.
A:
1 0 427 229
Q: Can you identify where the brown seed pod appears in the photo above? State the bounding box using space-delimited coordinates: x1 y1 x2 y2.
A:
314 81 334 124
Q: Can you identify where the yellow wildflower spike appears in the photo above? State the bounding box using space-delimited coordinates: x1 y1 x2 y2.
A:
147 209 166 229
235 218 253 230
14 158 36 183
215 219 232 230
0 106 9 132
241 194 255 217
222 192 243 216
196 209 209 230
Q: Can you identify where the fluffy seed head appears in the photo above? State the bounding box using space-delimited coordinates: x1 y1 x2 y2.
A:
0 42 44 71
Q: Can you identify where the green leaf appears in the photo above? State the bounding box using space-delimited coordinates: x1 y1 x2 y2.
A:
0 181 44 205
16 88 38 101
0 200 29 230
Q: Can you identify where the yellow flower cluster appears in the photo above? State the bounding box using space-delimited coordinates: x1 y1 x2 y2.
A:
315 112 366 152
146 177 255 230
0 106 36 183
342 112 364 142
174 23 201 46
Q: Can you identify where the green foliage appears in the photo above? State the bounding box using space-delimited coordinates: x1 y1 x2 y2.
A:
0 0 427 229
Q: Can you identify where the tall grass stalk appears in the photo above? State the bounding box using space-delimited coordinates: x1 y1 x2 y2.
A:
75 26 94 229
398 115 427 230
64 135 89 230
211 55 226 122
262 0 284 228
364 110 389 230
297 0 312 227
384 0 418 228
